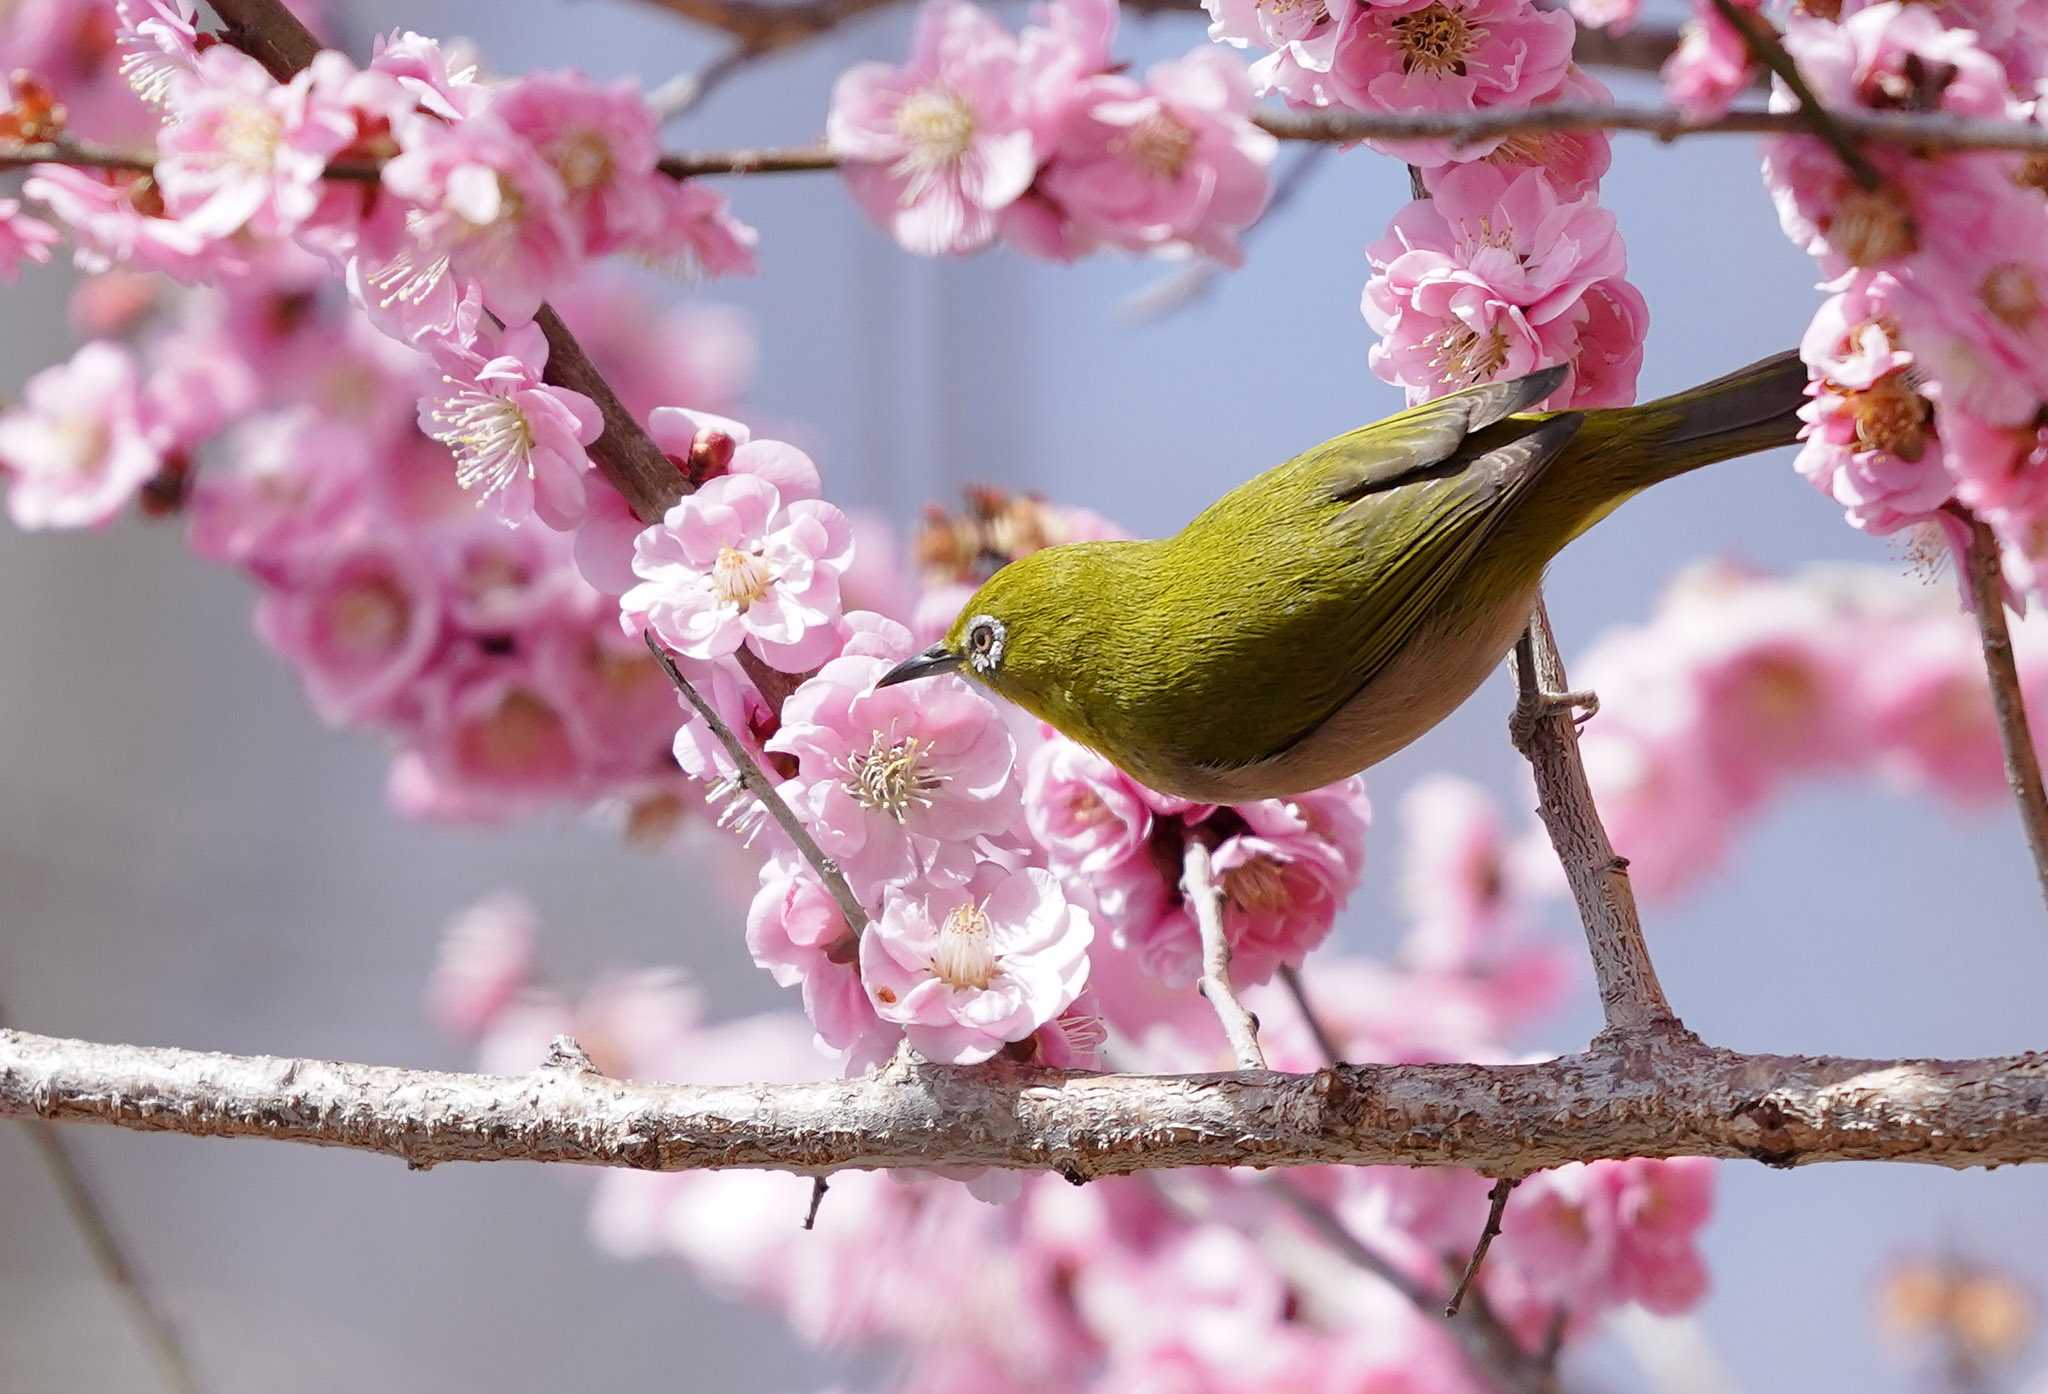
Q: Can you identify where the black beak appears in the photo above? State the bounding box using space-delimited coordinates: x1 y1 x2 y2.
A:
877 642 965 688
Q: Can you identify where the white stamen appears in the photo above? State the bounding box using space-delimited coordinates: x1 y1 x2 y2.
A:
841 731 945 823
712 546 774 608
933 900 998 990
425 378 537 505
890 88 977 203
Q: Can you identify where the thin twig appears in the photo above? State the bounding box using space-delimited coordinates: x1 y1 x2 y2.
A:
1184 842 1266 1071
643 631 868 930
1706 0 1884 190
1 1000 201 1394
1959 514 2048 917
1445 1176 1518 1317
803 1175 829 1229
1276 963 1345 1066
1510 595 1675 1032
648 44 760 121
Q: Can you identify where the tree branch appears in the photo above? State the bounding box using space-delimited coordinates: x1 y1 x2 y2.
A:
1960 514 2048 917
1511 596 1675 1032
10 1025 2048 1175
1185 842 1267 1071
1705 0 1884 191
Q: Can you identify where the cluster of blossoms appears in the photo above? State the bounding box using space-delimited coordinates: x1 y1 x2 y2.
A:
2 3 755 542
1202 0 1647 404
829 0 1279 262
1701 0 2048 597
1577 559 2048 899
430 776 1715 1392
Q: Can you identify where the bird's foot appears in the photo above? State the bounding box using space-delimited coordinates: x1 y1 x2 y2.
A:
1510 687 1600 751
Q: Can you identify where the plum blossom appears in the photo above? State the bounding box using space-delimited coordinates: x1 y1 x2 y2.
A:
749 853 885 1052
768 641 1021 896
860 865 1094 1063
1785 1 2010 119
114 0 203 106
427 892 539 1038
1363 163 1633 406
0 341 164 529
155 44 357 241
1662 0 1757 119
419 320 602 531
633 178 760 280
1458 65 1616 202
370 110 581 329
0 198 59 281
828 0 1040 255
493 72 666 255
253 541 443 724
21 165 217 279
1036 47 1276 265
1323 0 1576 166
622 470 853 672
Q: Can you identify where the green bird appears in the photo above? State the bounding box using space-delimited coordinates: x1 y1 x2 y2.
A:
879 349 1811 802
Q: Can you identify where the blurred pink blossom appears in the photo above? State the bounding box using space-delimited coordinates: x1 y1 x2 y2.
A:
427 892 539 1039
0 341 165 529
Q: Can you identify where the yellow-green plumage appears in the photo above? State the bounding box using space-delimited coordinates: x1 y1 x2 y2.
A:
902 350 1811 801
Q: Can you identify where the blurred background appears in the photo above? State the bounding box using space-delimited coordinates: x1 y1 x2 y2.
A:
5 0 2048 1390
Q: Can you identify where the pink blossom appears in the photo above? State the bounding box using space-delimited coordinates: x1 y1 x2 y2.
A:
1324 0 1575 166
648 406 821 500
749 853 885 1052
21 165 217 279
155 44 356 241
860 865 1094 1063
1662 0 1756 120
1015 0 1119 138
623 472 853 672
767 647 1020 897
69 271 164 336
114 0 202 106
1785 1 2010 120
1447 64 1614 202
372 111 581 329
827 0 1041 255
1887 199 2048 430
1205 0 1338 57
549 278 757 427
1797 272 1955 532
0 341 164 529
1024 737 1154 878
367 29 485 123
427 892 539 1039
1606 1157 1715 1313
1569 275 1651 408
1569 0 1639 32
474 969 702 1081
493 72 665 256
1036 47 1277 265
0 198 59 281
1364 163 1626 405
631 177 760 279
253 542 443 724
402 662 587 815
419 320 602 530
1396 775 1536 972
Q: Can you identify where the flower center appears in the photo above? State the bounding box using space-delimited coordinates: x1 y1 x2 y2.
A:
1425 323 1510 386
712 545 774 608
1826 189 1917 267
1848 372 1931 460
1113 112 1197 180
1981 263 2040 329
219 106 284 171
549 131 615 192
894 88 977 166
469 690 569 774
54 414 110 477
327 577 407 658
427 384 537 504
1220 855 1292 914
2016 154 2048 195
842 731 945 823
933 900 998 990
1391 3 1482 77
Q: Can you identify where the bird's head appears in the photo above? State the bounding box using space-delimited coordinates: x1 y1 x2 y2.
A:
875 546 1101 722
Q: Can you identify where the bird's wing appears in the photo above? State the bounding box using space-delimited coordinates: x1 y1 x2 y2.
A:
1308 364 1571 502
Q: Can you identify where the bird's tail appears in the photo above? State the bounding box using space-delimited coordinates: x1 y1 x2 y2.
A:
1615 347 1811 491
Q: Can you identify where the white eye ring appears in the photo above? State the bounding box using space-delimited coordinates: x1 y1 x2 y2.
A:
965 614 1006 674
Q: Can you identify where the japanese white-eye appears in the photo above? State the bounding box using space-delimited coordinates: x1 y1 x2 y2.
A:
880 350 1810 802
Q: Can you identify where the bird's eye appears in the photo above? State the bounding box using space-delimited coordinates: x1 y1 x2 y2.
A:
965 614 1005 674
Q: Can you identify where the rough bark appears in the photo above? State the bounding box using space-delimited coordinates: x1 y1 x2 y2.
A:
8 1025 2048 1177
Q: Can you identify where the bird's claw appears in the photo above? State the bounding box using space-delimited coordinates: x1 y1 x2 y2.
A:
1510 687 1600 750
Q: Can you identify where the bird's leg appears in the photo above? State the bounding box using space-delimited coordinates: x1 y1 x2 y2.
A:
1509 686 1599 752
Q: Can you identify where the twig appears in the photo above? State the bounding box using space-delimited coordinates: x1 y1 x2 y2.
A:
0 138 155 175
12 1025 2048 1173
643 631 869 930
1511 596 1674 1032
648 45 760 121
1959 514 2048 917
1 999 201 1394
1444 1176 1518 1317
803 1175 829 1229
655 143 840 177
1706 0 1884 190
1184 842 1266 1071
1277 964 1345 1066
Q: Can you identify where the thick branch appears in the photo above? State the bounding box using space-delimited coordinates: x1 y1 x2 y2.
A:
1511 597 1674 1031
10 1025 2048 1175
1961 515 2048 917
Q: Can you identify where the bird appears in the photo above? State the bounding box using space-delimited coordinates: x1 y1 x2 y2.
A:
878 349 1812 802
